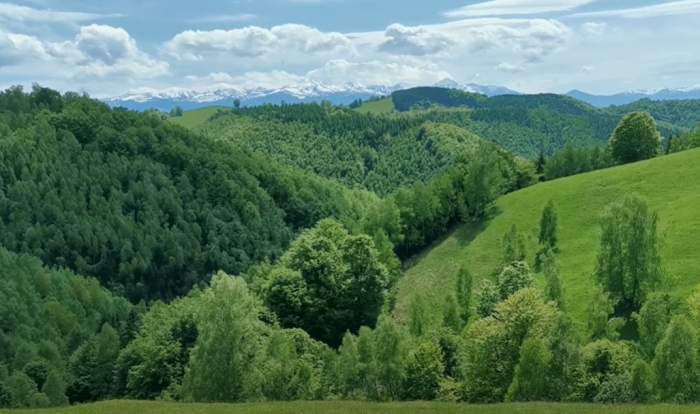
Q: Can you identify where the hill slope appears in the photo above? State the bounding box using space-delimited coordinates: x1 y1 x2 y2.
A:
395 149 700 328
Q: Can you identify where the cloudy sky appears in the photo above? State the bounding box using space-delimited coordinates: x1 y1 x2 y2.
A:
1 0 699 97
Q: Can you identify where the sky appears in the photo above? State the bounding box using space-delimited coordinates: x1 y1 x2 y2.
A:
0 0 699 97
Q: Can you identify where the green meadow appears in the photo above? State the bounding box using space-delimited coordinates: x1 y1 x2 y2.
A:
395 147 700 329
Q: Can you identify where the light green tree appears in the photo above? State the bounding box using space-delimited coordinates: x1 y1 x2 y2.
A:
596 196 661 315
653 316 698 402
402 341 444 400
182 273 266 402
455 267 473 326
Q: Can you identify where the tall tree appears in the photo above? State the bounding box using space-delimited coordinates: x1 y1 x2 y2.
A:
538 200 558 250
506 337 552 401
610 112 660 164
182 273 265 402
542 251 564 308
456 267 473 326
595 196 662 315
502 225 526 264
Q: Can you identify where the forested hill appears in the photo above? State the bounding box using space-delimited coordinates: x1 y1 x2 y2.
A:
0 86 369 301
196 104 529 195
388 87 691 157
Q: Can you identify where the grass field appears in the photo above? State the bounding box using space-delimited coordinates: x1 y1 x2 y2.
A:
6 401 700 414
169 107 229 129
355 98 395 114
395 148 700 329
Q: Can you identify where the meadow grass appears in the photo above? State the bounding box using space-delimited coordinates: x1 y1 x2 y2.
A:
169 107 229 129
356 98 395 114
6 400 700 414
395 148 700 329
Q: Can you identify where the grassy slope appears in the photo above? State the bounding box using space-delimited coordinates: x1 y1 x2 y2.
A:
169 107 228 129
356 98 395 114
395 149 700 329
8 401 700 414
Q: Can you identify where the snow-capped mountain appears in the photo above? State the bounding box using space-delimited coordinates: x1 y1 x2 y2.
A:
105 79 518 112
434 78 520 96
567 86 700 108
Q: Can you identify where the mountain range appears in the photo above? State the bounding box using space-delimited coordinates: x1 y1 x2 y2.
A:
105 79 520 111
105 79 700 112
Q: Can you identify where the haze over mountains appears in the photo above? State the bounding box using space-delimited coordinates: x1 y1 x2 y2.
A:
107 80 700 111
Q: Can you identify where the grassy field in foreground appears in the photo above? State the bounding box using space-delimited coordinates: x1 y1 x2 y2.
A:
395 148 700 329
169 106 229 129
6 400 700 414
355 97 395 114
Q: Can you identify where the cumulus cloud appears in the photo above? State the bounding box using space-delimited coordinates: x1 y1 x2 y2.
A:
379 24 456 56
0 25 167 79
165 24 353 60
448 18 571 61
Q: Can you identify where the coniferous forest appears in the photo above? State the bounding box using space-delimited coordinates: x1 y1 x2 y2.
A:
3 83 700 412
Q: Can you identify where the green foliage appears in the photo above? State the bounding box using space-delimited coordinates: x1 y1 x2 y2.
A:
263 219 390 346
670 124 700 153
0 247 130 406
455 267 472 326
544 145 612 180
403 341 444 401
475 280 500 318
441 296 462 334
630 360 654 403
461 288 559 402
573 339 636 403
182 273 266 402
542 252 564 309
596 196 662 315
506 337 553 402
502 225 526 265
42 371 68 407
610 112 660 164
652 316 698 402
587 287 615 340
496 262 534 300
636 293 679 358
538 201 558 250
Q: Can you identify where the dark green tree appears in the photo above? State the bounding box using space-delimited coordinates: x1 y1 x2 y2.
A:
653 316 697 402
506 337 552 401
538 200 558 250
455 267 472 326
610 112 660 164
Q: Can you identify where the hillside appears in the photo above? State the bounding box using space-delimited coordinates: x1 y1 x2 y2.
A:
168 106 228 129
389 87 691 158
395 148 700 329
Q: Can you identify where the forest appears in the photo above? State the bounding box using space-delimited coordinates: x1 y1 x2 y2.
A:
3 85 700 410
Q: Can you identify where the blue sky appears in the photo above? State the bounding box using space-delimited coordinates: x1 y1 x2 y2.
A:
1 0 699 96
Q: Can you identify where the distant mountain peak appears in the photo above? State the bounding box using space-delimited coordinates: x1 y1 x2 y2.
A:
567 86 700 108
106 79 519 112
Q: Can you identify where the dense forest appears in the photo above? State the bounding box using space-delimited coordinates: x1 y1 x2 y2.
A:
3 85 700 409
390 87 692 158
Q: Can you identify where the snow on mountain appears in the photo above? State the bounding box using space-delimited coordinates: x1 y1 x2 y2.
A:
105 79 518 111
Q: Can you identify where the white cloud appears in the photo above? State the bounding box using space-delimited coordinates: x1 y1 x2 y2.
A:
306 59 451 86
165 24 353 60
581 21 606 36
0 25 167 79
496 62 525 73
379 24 456 56
570 0 700 19
445 0 599 18
0 2 118 23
